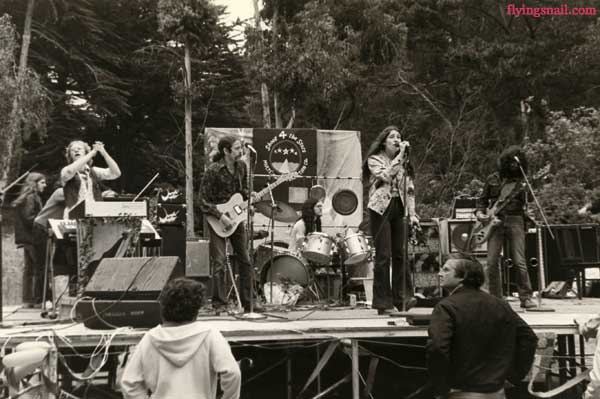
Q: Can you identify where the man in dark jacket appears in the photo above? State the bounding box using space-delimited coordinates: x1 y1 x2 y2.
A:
426 254 538 399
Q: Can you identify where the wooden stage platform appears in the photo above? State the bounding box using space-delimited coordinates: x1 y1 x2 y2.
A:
0 297 596 398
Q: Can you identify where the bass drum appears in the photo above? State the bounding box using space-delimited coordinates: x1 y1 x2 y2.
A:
260 254 312 286
254 241 289 269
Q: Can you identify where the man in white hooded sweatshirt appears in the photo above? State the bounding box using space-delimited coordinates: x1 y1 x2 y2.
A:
121 278 241 399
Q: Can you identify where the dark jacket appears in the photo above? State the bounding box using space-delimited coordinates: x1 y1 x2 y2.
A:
426 286 538 396
14 192 43 246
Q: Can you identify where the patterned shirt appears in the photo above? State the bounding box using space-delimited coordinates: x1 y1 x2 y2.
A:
366 152 416 216
199 159 248 219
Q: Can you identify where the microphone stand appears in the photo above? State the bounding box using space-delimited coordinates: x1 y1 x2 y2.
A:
515 159 555 312
267 182 277 306
240 151 266 320
401 156 413 312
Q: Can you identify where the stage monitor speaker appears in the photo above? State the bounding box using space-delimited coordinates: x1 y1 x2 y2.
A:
77 256 183 329
448 220 488 253
83 256 183 300
186 239 211 277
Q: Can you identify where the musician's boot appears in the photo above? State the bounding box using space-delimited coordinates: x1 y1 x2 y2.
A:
520 297 537 309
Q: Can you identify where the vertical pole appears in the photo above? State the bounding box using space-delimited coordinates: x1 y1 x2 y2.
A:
351 340 359 399
286 351 293 399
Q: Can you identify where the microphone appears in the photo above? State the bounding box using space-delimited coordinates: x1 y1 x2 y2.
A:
245 143 257 154
513 156 521 164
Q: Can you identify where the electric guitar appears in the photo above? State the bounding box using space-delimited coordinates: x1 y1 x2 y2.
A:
206 172 300 238
467 181 526 249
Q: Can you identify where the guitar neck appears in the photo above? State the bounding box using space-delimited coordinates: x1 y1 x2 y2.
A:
252 178 289 204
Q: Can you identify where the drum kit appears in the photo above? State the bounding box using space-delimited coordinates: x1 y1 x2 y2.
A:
252 200 374 303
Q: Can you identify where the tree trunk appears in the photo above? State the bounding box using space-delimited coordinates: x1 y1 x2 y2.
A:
184 41 194 239
272 2 282 128
253 0 271 128
0 0 35 191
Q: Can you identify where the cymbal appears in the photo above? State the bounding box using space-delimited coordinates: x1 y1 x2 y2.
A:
254 200 298 223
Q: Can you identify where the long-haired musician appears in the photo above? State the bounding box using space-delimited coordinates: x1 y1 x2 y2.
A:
199 136 261 314
363 125 420 315
288 198 323 255
475 145 535 309
60 140 121 218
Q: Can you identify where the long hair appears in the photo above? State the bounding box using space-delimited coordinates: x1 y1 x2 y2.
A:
12 172 45 207
300 198 322 234
498 145 528 179
65 140 92 164
212 136 237 163
362 125 414 180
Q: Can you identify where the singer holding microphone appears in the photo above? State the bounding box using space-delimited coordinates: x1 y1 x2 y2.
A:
363 125 420 315
475 145 536 309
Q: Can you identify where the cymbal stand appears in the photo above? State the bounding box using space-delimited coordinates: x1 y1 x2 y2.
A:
240 149 265 319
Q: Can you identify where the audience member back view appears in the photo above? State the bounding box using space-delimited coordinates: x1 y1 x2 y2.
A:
121 278 241 399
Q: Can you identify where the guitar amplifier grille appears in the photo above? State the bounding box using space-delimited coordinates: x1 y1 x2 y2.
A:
448 220 488 253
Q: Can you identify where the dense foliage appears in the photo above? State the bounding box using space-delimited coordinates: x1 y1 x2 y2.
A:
1 0 600 225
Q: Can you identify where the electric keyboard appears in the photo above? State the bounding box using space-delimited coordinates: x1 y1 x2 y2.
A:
69 200 147 219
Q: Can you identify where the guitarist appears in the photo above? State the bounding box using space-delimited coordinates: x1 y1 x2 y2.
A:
199 136 261 314
475 145 536 309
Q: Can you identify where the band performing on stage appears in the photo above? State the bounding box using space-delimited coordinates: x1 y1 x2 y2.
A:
9 130 588 316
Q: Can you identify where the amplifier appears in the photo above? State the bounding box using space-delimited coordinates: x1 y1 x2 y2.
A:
447 219 488 253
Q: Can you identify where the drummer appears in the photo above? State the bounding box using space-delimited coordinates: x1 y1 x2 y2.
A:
288 198 323 255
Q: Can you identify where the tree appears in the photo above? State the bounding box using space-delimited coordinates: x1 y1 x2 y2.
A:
0 13 49 191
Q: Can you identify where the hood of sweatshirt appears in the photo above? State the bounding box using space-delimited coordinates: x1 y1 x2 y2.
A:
148 321 211 367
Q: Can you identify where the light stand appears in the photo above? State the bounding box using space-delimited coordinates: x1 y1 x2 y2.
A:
240 149 266 320
515 157 555 312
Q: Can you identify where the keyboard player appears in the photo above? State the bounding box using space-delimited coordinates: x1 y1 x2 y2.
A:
61 140 121 219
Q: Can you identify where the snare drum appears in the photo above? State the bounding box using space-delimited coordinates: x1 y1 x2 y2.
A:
260 254 312 286
302 232 336 265
343 233 371 265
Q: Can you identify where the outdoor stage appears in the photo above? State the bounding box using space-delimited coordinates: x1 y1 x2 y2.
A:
0 297 596 398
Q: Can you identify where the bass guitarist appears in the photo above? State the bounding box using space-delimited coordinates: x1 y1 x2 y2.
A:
475 145 536 309
200 136 262 314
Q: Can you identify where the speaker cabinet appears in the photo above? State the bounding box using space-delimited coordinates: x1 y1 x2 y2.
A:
186 240 211 277
448 219 488 253
159 225 186 266
157 203 186 226
504 229 541 292
77 256 183 329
